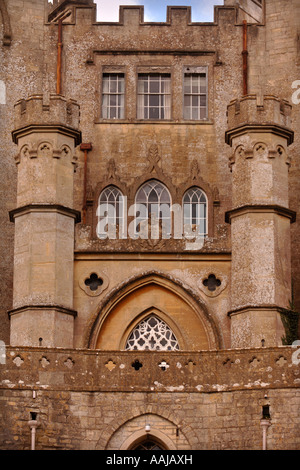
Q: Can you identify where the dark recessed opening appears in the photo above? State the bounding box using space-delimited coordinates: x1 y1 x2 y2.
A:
203 274 221 292
262 405 271 419
132 360 143 371
84 273 103 291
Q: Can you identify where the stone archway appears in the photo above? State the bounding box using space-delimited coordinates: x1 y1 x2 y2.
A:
88 271 222 350
102 412 192 450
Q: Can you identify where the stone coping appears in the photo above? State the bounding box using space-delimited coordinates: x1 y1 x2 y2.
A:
1 346 299 394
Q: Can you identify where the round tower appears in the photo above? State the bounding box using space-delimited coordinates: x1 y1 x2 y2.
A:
225 94 295 348
9 94 81 348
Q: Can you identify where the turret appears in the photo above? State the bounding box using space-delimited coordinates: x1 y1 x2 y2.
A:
225 94 295 348
9 94 81 348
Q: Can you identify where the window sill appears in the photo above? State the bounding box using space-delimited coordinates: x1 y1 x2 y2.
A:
95 119 214 125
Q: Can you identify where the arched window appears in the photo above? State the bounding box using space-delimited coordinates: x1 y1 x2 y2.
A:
183 187 207 237
125 315 180 351
97 186 124 239
132 439 166 450
135 180 171 239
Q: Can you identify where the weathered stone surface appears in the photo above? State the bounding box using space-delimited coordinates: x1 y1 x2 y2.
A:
0 0 299 451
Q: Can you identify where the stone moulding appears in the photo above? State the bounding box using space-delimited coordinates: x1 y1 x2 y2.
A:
7 305 78 319
9 204 81 224
225 124 294 147
11 124 82 147
227 304 286 318
225 204 297 224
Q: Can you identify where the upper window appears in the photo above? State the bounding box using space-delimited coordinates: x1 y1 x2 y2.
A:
97 186 125 239
137 74 171 120
183 187 207 237
102 73 125 119
183 69 207 120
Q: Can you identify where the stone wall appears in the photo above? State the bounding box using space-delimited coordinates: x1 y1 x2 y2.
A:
0 346 299 450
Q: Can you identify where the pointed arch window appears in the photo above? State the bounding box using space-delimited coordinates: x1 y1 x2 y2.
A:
135 180 171 239
183 187 207 237
97 186 125 239
125 316 180 351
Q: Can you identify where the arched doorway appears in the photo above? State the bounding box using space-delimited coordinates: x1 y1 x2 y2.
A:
106 414 182 450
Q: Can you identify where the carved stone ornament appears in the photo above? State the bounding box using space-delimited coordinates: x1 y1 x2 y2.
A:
79 269 109 297
199 271 227 298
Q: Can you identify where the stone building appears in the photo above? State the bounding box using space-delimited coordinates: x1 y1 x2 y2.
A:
0 0 299 450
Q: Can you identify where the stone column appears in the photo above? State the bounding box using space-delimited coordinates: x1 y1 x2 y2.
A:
225 95 295 348
9 94 82 347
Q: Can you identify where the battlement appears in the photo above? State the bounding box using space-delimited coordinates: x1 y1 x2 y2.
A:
47 1 238 26
226 95 294 146
12 94 81 144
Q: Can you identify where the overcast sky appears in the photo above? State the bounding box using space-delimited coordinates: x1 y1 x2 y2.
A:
94 0 224 22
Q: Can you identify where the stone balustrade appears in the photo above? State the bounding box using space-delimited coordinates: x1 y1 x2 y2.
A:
1 346 299 393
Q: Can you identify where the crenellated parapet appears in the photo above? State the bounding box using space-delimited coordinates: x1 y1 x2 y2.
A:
226 95 294 147
13 94 81 144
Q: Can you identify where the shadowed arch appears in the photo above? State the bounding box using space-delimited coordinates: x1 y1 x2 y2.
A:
95 406 197 450
86 270 223 350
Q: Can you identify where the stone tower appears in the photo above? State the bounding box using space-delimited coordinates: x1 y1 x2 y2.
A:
8 94 81 348
225 95 295 348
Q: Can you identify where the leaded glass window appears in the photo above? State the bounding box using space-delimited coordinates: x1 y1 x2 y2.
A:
183 187 207 237
135 180 171 238
97 186 124 239
125 316 180 351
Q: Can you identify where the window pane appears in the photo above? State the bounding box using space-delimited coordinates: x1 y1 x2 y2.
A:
192 95 199 107
149 107 159 119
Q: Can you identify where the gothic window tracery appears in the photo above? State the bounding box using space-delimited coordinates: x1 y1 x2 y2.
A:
97 185 124 239
135 180 171 238
125 315 180 351
183 187 207 237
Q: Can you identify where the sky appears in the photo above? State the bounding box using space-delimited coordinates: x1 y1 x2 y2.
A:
94 0 224 23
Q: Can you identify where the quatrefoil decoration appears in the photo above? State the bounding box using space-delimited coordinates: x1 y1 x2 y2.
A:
84 273 103 291
203 274 221 292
